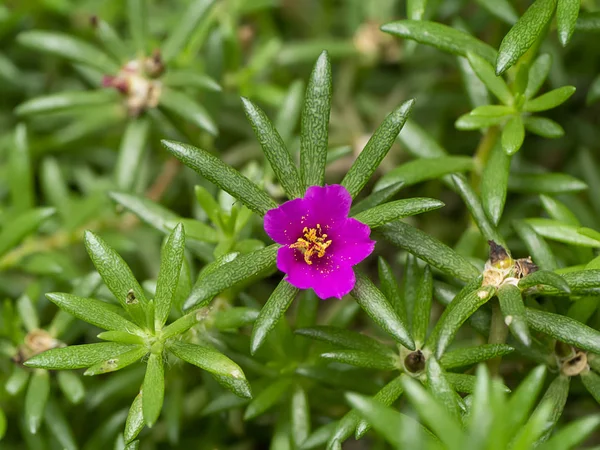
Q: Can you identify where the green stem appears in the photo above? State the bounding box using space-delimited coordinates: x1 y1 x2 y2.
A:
487 300 509 375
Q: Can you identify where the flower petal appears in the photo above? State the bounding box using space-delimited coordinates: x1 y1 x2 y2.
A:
304 184 352 225
277 246 357 299
330 218 375 265
264 197 311 245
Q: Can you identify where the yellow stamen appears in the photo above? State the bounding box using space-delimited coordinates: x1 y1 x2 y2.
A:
290 224 332 265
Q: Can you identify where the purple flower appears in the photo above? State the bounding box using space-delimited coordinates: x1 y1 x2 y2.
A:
264 184 375 299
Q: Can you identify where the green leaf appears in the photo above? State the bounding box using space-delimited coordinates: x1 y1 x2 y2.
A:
532 270 600 296
525 308 600 353
581 370 600 404
440 343 515 369
509 173 587 194
109 191 178 234
378 256 407 323
540 414 600 450
295 326 393 354
381 20 497 63
25 370 50 434
501 116 525 155
355 375 405 439
17 31 119 72
455 113 506 130
380 221 480 282
244 378 293 420
320 350 399 370
5 367 30 396
300 51 332 187
46 292 145 335
84 346 147 376
496 0 557 75
523 86 576 112
8 124 34 213
159 87 217 136
169 341 247 382
407 0 428 20
445 372 488 394
587 74 600 105
524 54 552 99
16 90 118 116
576 11 600 31
213 307 259 330
397 119 447 158
470 105 514 116
349 182 404 215
428 282 494 358
291 386 311 448
91 16 129 62
482 140 511 225
452 174 505 245
155 224 185 327
557 0 581 46
127 0 147 54
17 291 39 332
458 56 490 108
351 271 415 350
184 244 278 310
341 99 414 198
250 279 299 354
505 365 547 435
84 231 148 326
498 283 531 346
475 0 518 24
525 218 600 247
162 140 277 216
427 356 460 419
513 220 557 270
164 219 216 244
534 375 570 443
161 0 215 62
467 52 512 105
518 270 570 293
523 117 564 138
346 391 439 449
97 331 147 345
56 371 85 404
125 393 144 443
401 374 464 448
511 401 553 450
143 353 164 427
413 266 433 347
44 398 77 450
0 407 5 441
242 97 304 199
0 207 55 258
115 117 150 191
376 156 474 191
24 342 136 369
162 70 221 92
353 198 444 229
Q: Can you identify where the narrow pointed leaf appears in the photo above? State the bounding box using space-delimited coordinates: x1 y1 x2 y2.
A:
354 198 444 229
557 0 580 45
16 90 118 116
502 115 525 155
25 370 50 434
525 54 553 99
161 0 216 62
475 0 518 24
523 86 576 112
320 350 399 370
250 280 299 354
513 220 557 270
456 113 506 130
397 119 447 158
530 270 600 296
56 371 85 404
355 375 405 439
351 271 415 350
169 341 247 382
97 331 146 345
0 207 55 259
291 386 311 448
300 51 332 187
295 326 393 354
470 105 514 116
242 97 304 198
440 343 514 369
124 393 144 443
24 343 136 370
46 292 145 335
244 377 293 420
482 140 511 225
426 357 460 418
109 191 178 234
17 31 118 72
127 0 147 54
350 182 404 215
382 20 497 63
8 124 34 213
162 70 221 92
84 346 147 376
162 140 276 215
525 308 600 353
342 100 414 198
42 398 76 450
524 117 564 138
115 117 150 191
581 370 600 404
413 266 433 347
540 414 600 449
533 375 571 443
376 156 473 191
518 270 570 293
498 283 531 346
380 221 480 282
525 219 600 247
378 256 407 323
143 353 164 427
92 16 129 62
509 173 587 194
467 52 512 104
184 244 278 310
159 87 217 136
155 224 185 327
505 365 547 435
496 0 558 75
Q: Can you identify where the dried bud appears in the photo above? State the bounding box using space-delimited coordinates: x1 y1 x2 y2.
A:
515 257 538 278
488 240 512 269
561 351 588 377
404 350 426 373
90 15 99 27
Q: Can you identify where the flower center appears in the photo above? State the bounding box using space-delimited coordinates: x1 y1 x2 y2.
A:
290 224 332 265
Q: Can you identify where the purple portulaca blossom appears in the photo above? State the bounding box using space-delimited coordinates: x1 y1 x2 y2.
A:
264 184 375 299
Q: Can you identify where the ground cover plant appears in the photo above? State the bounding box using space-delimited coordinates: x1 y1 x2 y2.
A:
1 0 600 448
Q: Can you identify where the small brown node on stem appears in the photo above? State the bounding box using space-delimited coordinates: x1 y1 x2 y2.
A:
126 289 138 304
404 350 426 373
561 351 588 377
